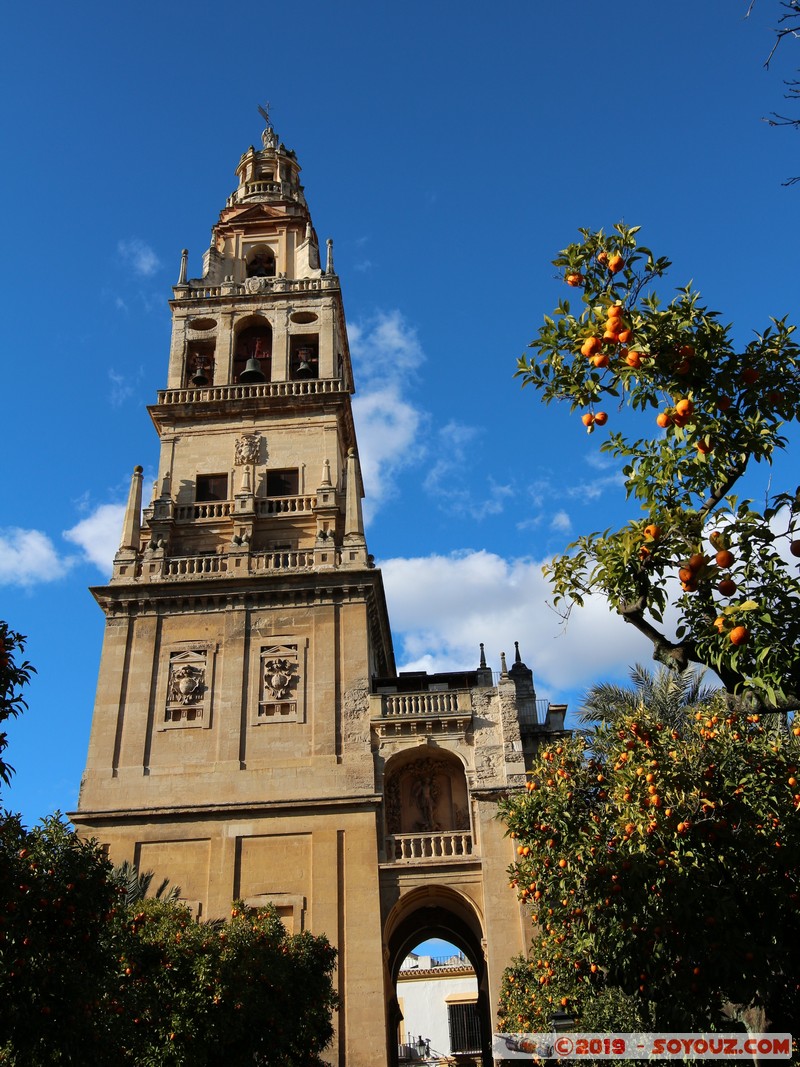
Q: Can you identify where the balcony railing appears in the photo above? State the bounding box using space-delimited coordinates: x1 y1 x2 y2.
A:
172 275 339 301
255 495 316 516
127 549 321 582
381 691 460 717
157 379 343 405
174 501 233 522
385 831 473 862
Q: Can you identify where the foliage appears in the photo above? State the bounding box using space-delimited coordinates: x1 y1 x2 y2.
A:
0 624 34 788
579 664 718 729
0 625 338 1065
109 898 337 1067
497 704 800 1035
0 820 338 1067
0 812 120 1065
516 224 800 709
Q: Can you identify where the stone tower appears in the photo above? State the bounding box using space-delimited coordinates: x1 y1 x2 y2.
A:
73 114 566 1067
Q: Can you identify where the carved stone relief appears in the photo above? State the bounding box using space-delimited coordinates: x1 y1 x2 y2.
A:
234 433 261 466
384 756 470 836
165 649 207 724
257 643 299 722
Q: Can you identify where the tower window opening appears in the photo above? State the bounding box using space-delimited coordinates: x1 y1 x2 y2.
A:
233 324 272 383
247 251 276 278
185 341 215 387
267 469 299 497
196 474 228 502
289 334 319 380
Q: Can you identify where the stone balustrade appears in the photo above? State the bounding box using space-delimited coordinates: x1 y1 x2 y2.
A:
255 495 316 516
381 691 460 717
157 379 343 405
385 831 474 863
165 555 228 578
172 276 339 301
249 550 316 572
175 501 232 522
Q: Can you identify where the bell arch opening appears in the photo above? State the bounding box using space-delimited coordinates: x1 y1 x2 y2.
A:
233 317 273 383
384 886 492 1067
383 747 473 863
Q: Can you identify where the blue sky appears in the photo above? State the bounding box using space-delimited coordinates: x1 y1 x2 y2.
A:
2 1 798 825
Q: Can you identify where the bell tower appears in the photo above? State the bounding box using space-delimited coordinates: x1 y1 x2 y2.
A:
74 111 564 1067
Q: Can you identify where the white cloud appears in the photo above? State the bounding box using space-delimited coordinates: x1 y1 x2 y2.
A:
550 509 572 533
118 238 161 277
63 504 125 573
350 311 428 522
379 550 656 708
0 528 72 587
353 385 424 521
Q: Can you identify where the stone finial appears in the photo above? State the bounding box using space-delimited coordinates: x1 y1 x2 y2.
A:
325 237 335 275
178 249 188 285
119 466 144 552
479 643 487 669
514 641 522 666
320 458 333 488
500 651 508 678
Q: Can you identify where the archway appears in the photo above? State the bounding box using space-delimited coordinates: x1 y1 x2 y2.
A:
384 887 492 1067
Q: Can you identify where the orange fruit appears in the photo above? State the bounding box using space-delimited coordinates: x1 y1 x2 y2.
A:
672 412 689 428
713 617 725 634
688 553 706 571
608 253 624 274
675 398 694 417
678 567 694 583
715 549 735 568
625 350 642 368
597 251 609 265
592 353 610 368
674 360 692 375
607 303 623 319
581 413 595 427
566 273 584 287
644 524 662 540
717 578 737 597
580 336 603 357
717 396 732 411
729 626 749 646
790 540 800 558
696 438 713 454
617 328 633 344
594 411 608 426
741 367 760 385
603 325 621 341
656 412 672 428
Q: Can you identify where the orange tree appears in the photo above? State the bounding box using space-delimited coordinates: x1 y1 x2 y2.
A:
0 622 34 789
517 224 800 710
496 704 800 1033
0 624 338 1067
109 899 338 1067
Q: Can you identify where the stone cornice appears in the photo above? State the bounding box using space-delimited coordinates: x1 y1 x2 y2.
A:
70 792 383 825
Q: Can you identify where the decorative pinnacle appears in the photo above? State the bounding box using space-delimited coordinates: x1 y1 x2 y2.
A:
479 643 487 669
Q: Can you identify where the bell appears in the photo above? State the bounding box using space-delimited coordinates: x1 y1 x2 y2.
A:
191 367 209 386
294 348 314 379
239 356 266 383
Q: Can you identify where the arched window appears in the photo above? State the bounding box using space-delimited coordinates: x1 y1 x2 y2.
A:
233 323 273 383
246 249 276 278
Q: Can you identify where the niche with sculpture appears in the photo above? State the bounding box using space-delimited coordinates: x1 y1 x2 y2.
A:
384 752 470 837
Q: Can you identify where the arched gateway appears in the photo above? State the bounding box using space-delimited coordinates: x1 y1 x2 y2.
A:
71 114 567 1067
